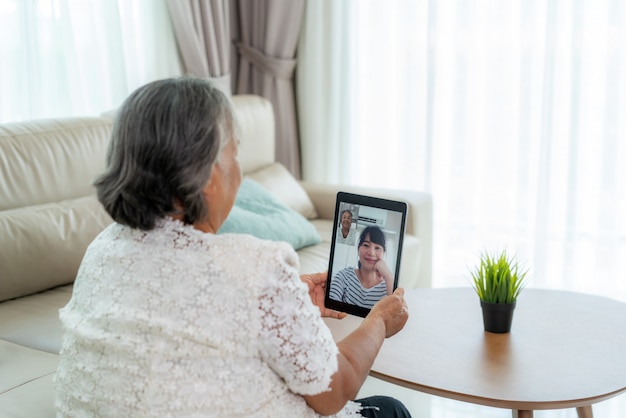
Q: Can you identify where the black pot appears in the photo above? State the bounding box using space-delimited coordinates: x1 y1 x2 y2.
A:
480 301 516 333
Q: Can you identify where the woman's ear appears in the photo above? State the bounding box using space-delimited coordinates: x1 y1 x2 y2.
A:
202 165 220 196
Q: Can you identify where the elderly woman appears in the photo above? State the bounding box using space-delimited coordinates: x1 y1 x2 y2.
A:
54 77 411 418
337 209 357 245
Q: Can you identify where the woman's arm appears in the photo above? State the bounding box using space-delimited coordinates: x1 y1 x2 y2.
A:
385 274 394 296
302 288 408 415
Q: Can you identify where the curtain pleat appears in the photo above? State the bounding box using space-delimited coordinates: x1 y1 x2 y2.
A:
167 0 231 94
233 0 305 178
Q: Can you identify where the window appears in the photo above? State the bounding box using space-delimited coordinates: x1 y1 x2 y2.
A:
0 0 181 124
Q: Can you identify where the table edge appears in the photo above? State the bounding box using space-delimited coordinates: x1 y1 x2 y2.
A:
369 370 626 410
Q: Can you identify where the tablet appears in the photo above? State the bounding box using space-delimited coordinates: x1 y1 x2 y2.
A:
324 192 408 318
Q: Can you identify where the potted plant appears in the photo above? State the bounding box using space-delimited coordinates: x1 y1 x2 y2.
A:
470 249 528 333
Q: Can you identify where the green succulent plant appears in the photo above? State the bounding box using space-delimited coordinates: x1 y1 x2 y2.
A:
470 250 528 304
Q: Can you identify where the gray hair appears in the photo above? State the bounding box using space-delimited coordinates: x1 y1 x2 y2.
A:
95 77 236 230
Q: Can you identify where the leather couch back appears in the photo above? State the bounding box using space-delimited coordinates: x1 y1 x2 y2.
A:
0 118 113 302
0 95 276 302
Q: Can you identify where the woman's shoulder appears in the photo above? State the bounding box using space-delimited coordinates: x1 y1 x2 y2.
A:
214 232 298 267
92 219 298 267
159 218 296 253
336 266 357 278
217 232 295 253
86 221 132 248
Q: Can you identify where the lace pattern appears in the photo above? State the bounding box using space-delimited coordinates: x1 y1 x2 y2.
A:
55 218 365 417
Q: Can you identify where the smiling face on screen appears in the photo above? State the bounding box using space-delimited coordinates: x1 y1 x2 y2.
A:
357 226 386 272
341 210 353 231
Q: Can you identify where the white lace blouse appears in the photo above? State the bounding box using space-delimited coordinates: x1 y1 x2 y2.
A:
54 218 363 417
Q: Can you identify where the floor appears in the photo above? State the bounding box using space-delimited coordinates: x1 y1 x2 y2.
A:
357 376 626 418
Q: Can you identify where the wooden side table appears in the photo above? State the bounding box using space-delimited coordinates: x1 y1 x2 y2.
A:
325 288 626 417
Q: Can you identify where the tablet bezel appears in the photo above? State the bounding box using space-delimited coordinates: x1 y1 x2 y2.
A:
324 191 408 318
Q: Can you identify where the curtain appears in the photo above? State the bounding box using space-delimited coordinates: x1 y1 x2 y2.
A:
0 0 182 124
167 0 231 94
298 0 626 303
234 0 305 178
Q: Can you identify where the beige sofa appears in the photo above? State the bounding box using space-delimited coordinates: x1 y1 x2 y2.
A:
0 95 433 417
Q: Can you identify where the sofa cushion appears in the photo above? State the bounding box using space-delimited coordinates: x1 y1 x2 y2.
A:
0 372 56 418
219 179 321 250
296 219 333 273
0 196 112 302
0 117 111 211
232 95 276 174
246 162 318 220
0 340 58 395
0 285 72 354
0 341 57 418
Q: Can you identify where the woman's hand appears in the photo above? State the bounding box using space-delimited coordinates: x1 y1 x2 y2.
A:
369 287 409 338
300 272 347 319
374 259 395 295
374 259 393 281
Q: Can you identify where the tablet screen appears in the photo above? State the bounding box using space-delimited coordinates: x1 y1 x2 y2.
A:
324 192 408 318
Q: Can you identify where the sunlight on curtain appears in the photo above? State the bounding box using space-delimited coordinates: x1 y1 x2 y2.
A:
0 0 181 124
298 0 626 302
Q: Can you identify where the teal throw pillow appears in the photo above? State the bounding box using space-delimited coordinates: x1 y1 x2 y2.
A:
218 179 321 250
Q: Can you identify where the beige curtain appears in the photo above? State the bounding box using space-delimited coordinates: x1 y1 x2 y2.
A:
233 0 305 178
167 0 231 94
167 0 305 176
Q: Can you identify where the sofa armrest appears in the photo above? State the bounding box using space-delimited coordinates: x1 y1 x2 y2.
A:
300 181 433 287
